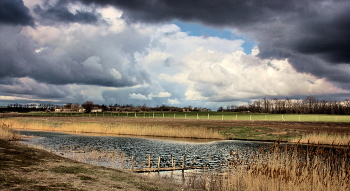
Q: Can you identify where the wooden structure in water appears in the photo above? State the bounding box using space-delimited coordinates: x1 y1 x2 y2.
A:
129 154 205 173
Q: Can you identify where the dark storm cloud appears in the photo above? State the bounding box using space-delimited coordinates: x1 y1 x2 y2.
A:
0 0 34 26
76 0 350 84
0 25 150 88
33 1 100 24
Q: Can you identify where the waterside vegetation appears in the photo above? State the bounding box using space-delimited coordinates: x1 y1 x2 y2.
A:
189 143 350 191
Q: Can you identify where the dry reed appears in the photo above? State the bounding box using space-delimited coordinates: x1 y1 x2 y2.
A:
186 143 350 191
0 120 22 141
291 133 350 145
5 119 223 139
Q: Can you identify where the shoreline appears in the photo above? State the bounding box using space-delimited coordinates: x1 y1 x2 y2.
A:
0 139 184 190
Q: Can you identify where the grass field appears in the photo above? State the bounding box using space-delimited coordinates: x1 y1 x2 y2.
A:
27 111 350 122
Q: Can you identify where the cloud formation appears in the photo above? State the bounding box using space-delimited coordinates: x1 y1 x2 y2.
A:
76 0 350 85
0 0 34 26
0 0 349 110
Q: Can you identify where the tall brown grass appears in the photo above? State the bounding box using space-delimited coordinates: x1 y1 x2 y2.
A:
291 133 350 145
5 119 223 139
186 143 350 191
0 121 22 141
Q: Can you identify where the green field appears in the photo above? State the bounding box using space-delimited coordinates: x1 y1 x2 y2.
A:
29 111 350 122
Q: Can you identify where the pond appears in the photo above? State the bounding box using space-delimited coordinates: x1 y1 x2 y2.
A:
19 130 273 181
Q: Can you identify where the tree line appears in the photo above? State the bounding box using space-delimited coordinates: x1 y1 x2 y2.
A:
218 96 350 115
3 101 210 113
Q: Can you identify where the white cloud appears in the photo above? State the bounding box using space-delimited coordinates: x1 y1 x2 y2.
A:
110 68 122 80
129 93 152 100
167 98 180 105
149 92 171 98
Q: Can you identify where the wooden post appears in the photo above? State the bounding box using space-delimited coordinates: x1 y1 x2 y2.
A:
208 113 210 120
182 155 186 169
185 114 187 119
157 156 161 169
236 114 238 120
131 156 135 170
135 112 137 118
174 113 175 119
222 115 224 120
148 154 151 168
163 113 164 118
153 112 154 118
250 115 252 121
171 155 175 168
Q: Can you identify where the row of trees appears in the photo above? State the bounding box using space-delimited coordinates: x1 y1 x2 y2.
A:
79 102 209 113
218 96 350 115
4 102 210 113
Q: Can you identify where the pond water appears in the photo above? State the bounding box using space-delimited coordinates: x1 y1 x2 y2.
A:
19 130 273 182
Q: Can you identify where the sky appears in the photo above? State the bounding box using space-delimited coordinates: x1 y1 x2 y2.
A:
1 0 350 110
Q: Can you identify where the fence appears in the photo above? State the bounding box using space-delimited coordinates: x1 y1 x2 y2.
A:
33 111 350 122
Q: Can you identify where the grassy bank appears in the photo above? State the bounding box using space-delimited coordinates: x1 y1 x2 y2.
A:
0 139 183 191
291 133 350 145
4 118 224 139
0 121 22 141
5 116 350 144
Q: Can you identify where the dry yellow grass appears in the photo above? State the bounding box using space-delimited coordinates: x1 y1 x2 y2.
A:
0 121 22 141
188 143 350 191
5 118 223 139
291 133 350 145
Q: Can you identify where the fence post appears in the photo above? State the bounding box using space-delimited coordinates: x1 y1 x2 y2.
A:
185 114 186 119
208 113 210 120
250 115 252 121
163 113 164 118
222 115 224 120
153 112 154 118
236 114 238 120
197 113 199 119
174 113 176 119
135 112 137 118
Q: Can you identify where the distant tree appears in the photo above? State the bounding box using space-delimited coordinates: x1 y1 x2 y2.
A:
71 103 80 112
82 101 94 113
64 103 73 109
